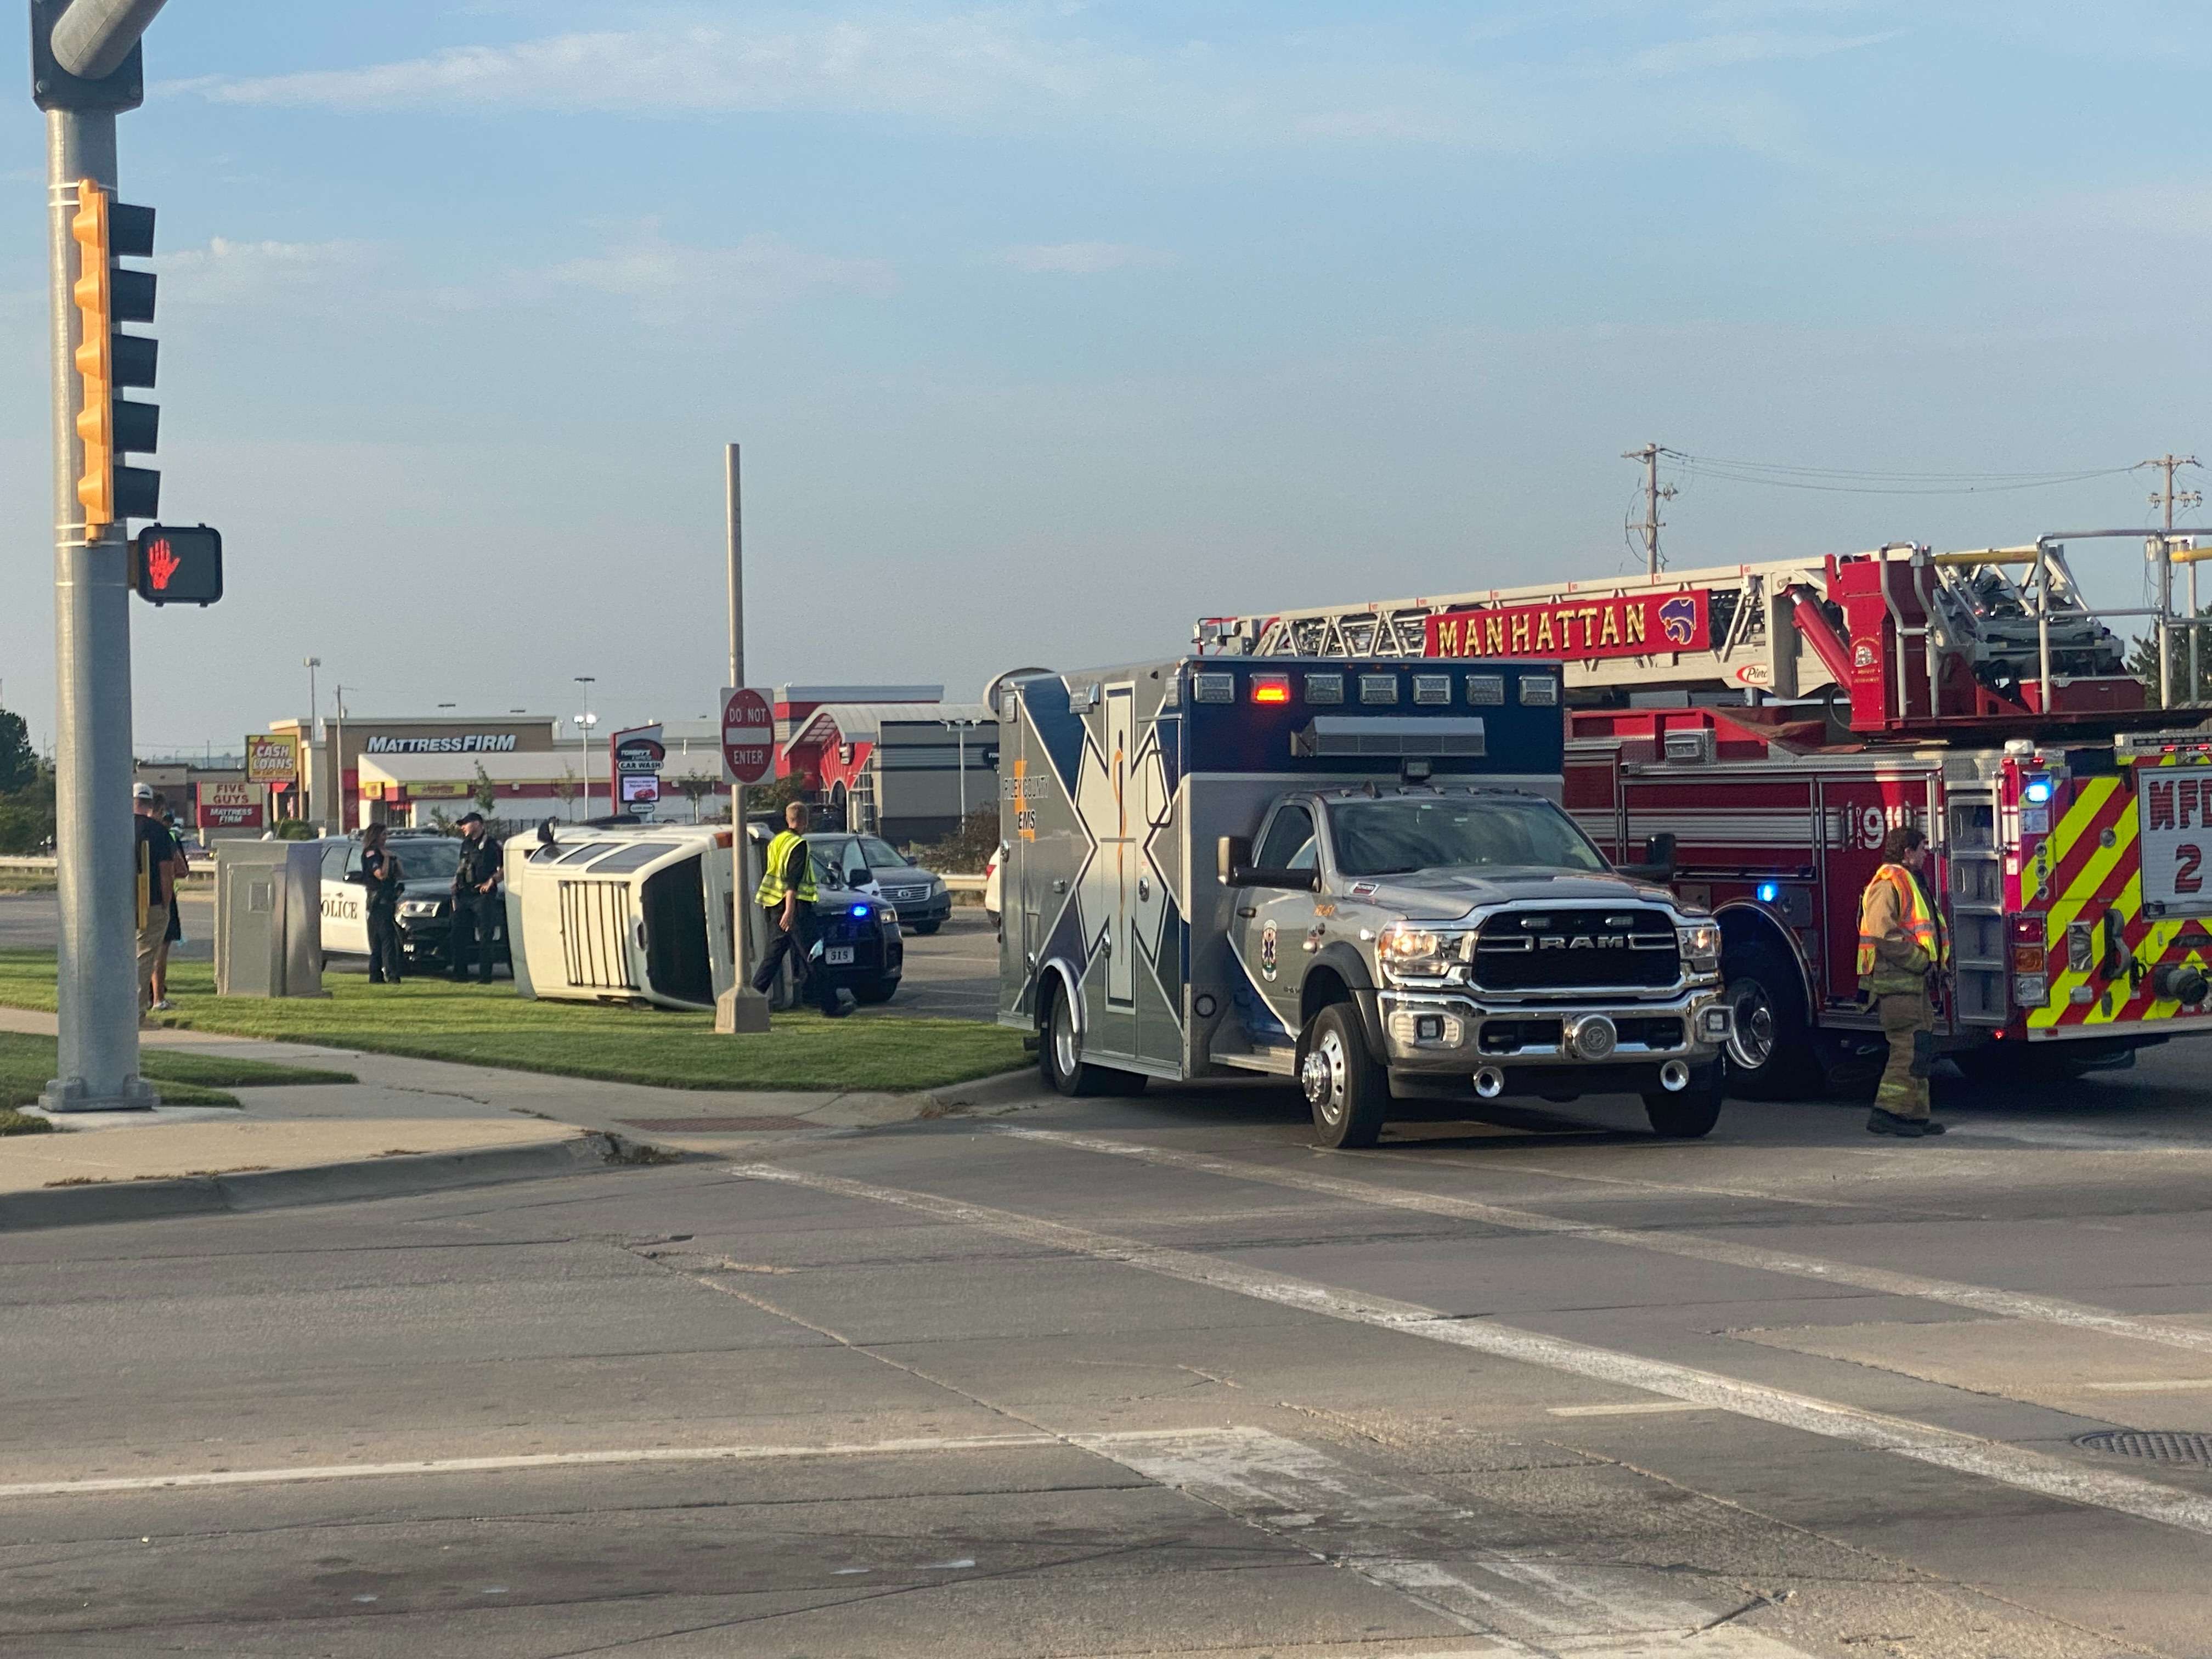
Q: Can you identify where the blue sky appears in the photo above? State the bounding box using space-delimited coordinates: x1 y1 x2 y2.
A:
2 1 2208 752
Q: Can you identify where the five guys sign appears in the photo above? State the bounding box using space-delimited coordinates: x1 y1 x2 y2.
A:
1425 589 1709 662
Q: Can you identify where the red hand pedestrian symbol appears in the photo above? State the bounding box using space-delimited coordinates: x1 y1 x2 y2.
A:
145 537 179 592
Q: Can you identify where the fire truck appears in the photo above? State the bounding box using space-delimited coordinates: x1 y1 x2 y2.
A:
1197 529 2212 1093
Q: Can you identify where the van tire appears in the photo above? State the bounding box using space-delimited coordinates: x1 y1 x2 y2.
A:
1299 1002 1389 1149
1040 981 1110 1097
851 977 898 1005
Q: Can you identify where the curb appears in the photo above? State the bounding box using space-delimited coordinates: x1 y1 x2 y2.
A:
0 1133 626 1234
915 1068 1042 1118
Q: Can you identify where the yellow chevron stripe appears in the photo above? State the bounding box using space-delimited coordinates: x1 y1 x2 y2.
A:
2075 868 2141 1026
2028 777 2123 1029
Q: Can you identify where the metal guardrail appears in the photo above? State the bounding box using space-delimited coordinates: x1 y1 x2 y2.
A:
943 873 986 893
2 853 214 885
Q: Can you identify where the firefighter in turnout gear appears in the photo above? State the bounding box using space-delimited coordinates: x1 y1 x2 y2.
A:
752 800 846 1017
1858 825 1949 1137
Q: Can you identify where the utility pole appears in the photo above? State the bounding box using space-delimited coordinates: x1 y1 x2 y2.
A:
718 442 770 1033
1623 442 1677 579
330 684 347 834
2147 454 2204 703
35 0 170 1111
301 655 319 825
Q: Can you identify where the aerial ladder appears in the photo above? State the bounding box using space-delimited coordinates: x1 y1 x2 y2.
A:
1196 533 2211 737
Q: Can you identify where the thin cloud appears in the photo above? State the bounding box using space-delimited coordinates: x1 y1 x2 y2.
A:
551 229 897 313
176 9 1880 162
161 238 378 307
190 17 1115 118
1610 29 1901 78
1002 241 1176 275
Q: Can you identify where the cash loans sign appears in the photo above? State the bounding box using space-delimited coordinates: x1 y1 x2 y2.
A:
1424 590 1711 661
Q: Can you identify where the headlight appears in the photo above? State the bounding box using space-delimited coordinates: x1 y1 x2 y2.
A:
399 900 439 918
1677 922 1720 971
1378 924 1459 976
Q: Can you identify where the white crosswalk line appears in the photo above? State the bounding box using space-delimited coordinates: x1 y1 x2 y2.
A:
1001 1126 2212 1356
736 1160 2212 1541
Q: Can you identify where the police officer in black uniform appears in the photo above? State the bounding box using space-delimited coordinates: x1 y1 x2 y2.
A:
448 812 505 984
362 823 405 985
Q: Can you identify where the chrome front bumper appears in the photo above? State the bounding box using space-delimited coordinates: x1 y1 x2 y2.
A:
1375 985 1730 1073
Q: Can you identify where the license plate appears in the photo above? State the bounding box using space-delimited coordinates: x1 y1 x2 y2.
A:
826 946 855 965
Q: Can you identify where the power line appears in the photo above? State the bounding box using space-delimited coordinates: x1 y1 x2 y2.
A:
1667 452 2139 495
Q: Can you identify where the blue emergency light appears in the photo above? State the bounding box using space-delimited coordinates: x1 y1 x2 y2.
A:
1756 882 1781 904
851 904 871 918
2022 777 2054 805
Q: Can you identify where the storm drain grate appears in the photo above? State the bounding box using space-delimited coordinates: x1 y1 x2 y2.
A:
2073 1430 2212 1465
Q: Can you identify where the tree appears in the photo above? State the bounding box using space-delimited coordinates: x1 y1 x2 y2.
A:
0 709 33 796
2128 611 2212 708
472 762 497 817
551 765 579 816
672 772 719 821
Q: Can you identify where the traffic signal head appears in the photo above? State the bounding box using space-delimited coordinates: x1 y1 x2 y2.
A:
69 179 157 534
131 526 222 607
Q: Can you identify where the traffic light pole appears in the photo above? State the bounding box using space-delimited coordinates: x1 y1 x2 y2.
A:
41 102 153 1109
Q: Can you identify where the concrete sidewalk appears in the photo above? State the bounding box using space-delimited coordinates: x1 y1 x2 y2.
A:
0 1006 1036 1229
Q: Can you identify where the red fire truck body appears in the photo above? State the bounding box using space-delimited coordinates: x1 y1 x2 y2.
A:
1199 533 2212 1090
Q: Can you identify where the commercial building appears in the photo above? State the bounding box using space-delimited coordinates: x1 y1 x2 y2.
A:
253 685 998 843
264 713 608 832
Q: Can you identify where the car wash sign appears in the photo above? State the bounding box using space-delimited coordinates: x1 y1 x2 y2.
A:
613 726 666 819
1425 590 1711 661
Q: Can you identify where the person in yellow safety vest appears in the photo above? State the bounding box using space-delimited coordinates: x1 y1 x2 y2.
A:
1858 825 1950 1137
750 799 847 1018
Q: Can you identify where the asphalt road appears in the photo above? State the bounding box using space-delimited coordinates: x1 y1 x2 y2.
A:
9 1055 2212 1657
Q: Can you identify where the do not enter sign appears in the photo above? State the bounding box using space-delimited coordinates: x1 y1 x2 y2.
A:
721 687 775 785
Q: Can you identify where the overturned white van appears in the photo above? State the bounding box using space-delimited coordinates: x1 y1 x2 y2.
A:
504 825 741 1011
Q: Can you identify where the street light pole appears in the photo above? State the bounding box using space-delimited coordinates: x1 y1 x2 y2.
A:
573 676 597 821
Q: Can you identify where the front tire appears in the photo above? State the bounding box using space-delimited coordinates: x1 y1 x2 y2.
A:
1644 1062 1725 1138
1299 1002 1389 1149
851 977 898 1005
1720 943 1815 1097
911 919 942 936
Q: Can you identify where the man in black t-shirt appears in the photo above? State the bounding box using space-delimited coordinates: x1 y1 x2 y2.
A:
132 783 184 1016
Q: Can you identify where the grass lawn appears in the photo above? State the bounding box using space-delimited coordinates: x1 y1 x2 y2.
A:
0 1107 54 1135
0 1030 357 1111
0 951 1028 1094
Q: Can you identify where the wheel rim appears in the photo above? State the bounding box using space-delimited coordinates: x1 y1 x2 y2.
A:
1726 977 1776 1071
1052 997 1079 1079
1302 1027 1348 1125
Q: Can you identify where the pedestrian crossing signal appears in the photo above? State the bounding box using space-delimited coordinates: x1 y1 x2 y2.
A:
131 524 221 606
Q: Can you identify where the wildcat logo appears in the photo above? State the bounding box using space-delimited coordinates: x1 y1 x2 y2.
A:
1260 920 1279 980
1658 595 1699 646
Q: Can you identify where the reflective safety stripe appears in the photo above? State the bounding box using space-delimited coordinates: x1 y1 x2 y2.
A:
1857 864 1946 978
754 830 819 907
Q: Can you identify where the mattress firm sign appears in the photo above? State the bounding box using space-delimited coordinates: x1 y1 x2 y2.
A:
362 733 520 755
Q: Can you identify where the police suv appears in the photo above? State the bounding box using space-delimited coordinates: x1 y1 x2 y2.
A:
318 832 510 974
